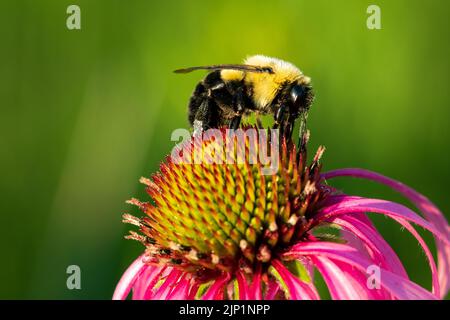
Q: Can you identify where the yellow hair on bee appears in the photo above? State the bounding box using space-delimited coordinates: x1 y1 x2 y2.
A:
243 55 310 110
220 69 245 82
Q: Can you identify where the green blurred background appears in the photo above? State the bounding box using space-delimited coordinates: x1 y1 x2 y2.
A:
1 0 449 299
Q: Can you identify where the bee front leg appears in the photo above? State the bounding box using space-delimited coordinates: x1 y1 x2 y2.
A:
273 104 290 137
274 104 286 128
284 119 294 141
297 110 309 153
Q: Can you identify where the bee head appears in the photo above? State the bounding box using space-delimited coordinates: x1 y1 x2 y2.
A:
289 84 314 117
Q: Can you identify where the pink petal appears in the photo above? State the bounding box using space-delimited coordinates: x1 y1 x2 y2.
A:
166 274 192 300
132 265 165 299
236 270 250 300
322 168 450 297
322 168 449 234
202 273 231 300
319 195 442 297
329 215 408 278
236 267 262 300
339 213 376 259
264 280 280 300
187 281 201 300
112 255 147 300
389 216 440 297
332 259 390 299
250 267 263 300
312 256 372 299
316 196 449 246
141 266 168 299
284 242 437 300
341 227 371 259
271 260 320 300
152 268 183 300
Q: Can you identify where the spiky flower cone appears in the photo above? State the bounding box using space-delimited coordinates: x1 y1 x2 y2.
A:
115 127 450 300
125 128 328 279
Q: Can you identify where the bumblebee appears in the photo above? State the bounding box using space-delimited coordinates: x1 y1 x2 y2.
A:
175 55 314 139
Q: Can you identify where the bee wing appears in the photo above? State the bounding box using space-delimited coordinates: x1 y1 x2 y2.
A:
174 64 274 74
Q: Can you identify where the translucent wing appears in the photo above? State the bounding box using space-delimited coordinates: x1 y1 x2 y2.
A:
174 64 273 74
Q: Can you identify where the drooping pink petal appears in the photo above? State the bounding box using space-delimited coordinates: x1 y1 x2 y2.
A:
321 168 449 235
316 196 449 246
250 266 262 300
389 216 440 297
271 260 320 300
236 267 262 300
112 255 147 300
341 227 371 258
312 256 373 299
166 274 192 300
332 259 390 299
292 257 321 299
141 266 168 299
132 265 165 299
318 195 442 297
187 281 201 300
322 168 450 297
152 268 183 300
236 270 250 300
264 280 280 300
329 215 408 278
284 242 437 300
339 213 377 259
202 273 231 300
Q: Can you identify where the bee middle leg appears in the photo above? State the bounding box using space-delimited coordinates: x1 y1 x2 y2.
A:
228 87 246 130
255 115 263 129
193 97 220 134
229 115 242 130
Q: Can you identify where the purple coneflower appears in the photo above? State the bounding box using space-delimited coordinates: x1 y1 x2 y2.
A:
113 128 449 300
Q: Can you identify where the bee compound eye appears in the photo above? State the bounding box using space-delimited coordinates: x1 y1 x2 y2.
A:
290 85 305 103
